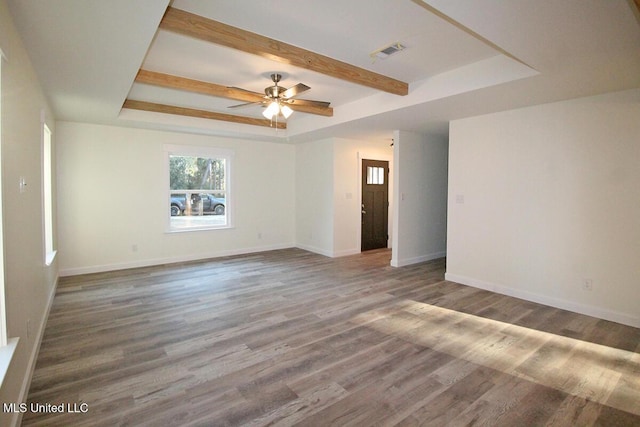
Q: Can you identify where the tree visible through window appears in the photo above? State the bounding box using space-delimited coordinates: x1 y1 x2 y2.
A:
166 145 232 231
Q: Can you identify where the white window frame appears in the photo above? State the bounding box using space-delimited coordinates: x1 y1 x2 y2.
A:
164 144 234 233
0 47 19 388
42 119 56 265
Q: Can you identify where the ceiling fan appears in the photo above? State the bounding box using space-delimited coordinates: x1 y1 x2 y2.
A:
229 73 331 120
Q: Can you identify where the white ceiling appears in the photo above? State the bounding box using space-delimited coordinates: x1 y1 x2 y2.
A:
6 0 640 144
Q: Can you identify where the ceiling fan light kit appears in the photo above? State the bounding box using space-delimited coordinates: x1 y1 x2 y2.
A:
235 73 329 124
262 100 292 119
262 101 279 119
262 74 293 120
281 104 293 118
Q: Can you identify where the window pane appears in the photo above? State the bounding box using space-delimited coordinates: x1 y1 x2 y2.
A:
170 156 225 191
170 191 226 229
169 154 229 230
366 166 384 185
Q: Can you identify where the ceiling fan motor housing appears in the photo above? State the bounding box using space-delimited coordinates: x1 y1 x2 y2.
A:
265 85 283 99
266 73 284 99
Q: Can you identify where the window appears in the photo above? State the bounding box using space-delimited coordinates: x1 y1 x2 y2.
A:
366 166 385 185
165 145 232 231
42 122 56 265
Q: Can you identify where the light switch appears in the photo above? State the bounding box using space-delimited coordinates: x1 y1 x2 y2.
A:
19 176 27 193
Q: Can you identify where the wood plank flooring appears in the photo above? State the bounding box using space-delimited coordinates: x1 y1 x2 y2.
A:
23 248 640 426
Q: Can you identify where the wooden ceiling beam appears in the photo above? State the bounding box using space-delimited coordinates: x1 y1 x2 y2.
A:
159 7 409 96
136 70 263 103
135 69 333 116
122 99 286 129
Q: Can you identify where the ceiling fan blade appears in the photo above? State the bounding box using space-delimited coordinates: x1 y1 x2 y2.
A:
285 98 331 108
228 86 265 97
281 83 310 99
228 101 262 109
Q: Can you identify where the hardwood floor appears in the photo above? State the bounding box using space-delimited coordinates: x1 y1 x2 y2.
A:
23 248 640 426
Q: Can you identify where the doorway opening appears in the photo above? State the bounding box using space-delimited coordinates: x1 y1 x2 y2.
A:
361 159 389 251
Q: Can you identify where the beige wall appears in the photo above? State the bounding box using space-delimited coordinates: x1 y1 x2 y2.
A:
0 0 59 425
446 89 640 327
58 128 392 269
56 122 296 275
333 138 394 256
295 137 393 258
294 138 334 256
391 130 448 267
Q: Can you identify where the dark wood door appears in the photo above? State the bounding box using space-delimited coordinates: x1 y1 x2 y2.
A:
361 159 389 251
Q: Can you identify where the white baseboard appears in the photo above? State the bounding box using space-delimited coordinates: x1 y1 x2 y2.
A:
391 251 446 267
445 272 640 329
294 243 333 258
332 248 360 257
295 244 361 258
60 243 295 276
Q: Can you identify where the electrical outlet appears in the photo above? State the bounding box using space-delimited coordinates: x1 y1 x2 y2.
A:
19 176 27 193
583 279 593 291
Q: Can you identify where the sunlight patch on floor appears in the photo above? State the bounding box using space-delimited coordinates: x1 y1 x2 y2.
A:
351 300 640 416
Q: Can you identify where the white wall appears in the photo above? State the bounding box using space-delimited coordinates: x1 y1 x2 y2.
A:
333 138 394 256
56 122 295 275
295 137 394 257
0 1 58 425
391 130 448 267
446 89 640 327
295 138 334 256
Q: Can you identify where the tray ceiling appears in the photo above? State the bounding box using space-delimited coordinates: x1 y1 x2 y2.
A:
6 0 640 143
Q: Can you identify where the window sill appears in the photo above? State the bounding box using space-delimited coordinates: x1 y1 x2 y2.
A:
0 337 19 388
45 250 57 266
165 225 234 234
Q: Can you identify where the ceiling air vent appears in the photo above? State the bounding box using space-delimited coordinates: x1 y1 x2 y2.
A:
370 42 406 61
